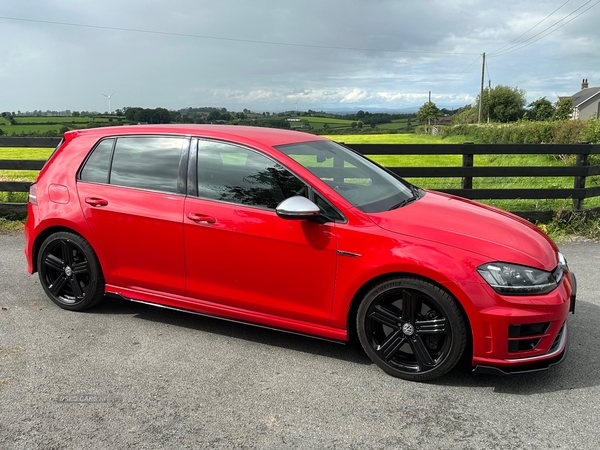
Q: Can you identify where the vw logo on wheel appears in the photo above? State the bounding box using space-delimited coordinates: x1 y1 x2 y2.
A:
402 323 415 336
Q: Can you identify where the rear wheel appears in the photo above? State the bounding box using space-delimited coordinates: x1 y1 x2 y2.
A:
37 232 105 311
357 276 467 381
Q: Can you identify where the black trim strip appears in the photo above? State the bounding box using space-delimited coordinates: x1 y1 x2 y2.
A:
337 250 361 258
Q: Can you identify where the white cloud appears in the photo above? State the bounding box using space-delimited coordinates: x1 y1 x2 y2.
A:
0 0 598 111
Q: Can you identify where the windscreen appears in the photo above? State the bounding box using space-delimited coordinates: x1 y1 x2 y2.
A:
276 140 418 213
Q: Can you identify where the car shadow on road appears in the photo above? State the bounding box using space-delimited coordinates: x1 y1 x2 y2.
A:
90 296 372 366
90 296 599 393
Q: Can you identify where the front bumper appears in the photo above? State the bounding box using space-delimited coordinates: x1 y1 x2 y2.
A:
473 320 569 375
464 271 576 374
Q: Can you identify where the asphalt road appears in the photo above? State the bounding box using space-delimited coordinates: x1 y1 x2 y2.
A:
1 231 599 449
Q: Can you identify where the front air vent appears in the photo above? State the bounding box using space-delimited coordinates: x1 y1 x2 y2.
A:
508 338 542 352
508 322 551 338
549 322 566 353
508 322 552 353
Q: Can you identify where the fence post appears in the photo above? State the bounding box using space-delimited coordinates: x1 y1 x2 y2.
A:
462 142 474 190
573 142 589 211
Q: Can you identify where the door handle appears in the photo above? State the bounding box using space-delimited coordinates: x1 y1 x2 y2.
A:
85 197 108 207
187 212 216 224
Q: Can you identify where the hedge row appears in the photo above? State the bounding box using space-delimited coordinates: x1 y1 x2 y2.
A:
417 119 600 144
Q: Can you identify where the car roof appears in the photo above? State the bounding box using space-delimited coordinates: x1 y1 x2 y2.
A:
66 124 326 147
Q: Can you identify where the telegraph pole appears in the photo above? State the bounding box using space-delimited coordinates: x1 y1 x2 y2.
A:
478 52 485 123
487 79 491 123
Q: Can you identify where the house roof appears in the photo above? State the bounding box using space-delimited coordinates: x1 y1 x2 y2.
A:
570 86 600 108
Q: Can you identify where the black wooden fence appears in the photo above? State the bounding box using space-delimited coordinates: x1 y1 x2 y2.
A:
1 137 600 221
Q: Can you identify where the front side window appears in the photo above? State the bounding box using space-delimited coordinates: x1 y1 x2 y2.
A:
196 140 307 210
276 140 417 213
80 136 186 194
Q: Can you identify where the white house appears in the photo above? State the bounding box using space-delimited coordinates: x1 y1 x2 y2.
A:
560 79 600 120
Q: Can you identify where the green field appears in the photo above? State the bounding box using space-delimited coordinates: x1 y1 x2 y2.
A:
0 147 53 160
2 134 598 212
0 115 120 136
0 124 65 134
13 116 111 124
303 116 353 130
0 148 52 202
304 117 353 125
326 134 468 144
305 116 412 132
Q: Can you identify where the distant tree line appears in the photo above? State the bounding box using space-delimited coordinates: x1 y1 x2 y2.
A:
448 85 574 124
123 107 174 124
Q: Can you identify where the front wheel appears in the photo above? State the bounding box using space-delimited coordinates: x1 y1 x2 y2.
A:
37 232 105 311
357 277 467 381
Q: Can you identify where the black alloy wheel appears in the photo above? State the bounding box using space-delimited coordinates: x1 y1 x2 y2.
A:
37 232 105 311
357 277 467 381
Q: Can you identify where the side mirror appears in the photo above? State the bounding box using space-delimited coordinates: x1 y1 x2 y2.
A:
276 196 321 220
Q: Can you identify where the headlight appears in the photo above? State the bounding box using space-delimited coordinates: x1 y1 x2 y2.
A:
477 261 561 295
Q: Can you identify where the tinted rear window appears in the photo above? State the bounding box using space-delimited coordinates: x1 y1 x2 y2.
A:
79 136 187 194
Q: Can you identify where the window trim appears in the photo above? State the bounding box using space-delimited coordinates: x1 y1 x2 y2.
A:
191 137 347 223
77 134 191 196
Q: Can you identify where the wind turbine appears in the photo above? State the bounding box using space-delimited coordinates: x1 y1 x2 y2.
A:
101 92 114 114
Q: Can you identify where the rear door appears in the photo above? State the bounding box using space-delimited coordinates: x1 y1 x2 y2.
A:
77 136 189 295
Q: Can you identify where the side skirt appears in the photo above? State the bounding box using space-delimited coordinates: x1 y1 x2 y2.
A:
105 284 348 344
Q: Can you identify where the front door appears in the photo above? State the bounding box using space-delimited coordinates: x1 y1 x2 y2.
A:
184 139 337 325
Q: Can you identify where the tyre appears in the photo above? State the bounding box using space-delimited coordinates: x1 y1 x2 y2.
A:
37 231 105 311
357 276 467 381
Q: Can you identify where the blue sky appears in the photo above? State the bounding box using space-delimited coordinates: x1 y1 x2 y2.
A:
1 0 599 113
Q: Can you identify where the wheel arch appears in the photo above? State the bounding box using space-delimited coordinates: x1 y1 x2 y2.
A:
346 272 473 354
32 226 98 274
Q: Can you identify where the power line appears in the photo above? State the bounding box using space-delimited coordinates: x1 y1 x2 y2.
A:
490 0 571 54
489 0 598 57
0 15 481 56
438 54 482 89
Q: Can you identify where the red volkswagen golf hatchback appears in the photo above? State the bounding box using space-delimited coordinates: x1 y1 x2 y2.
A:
25 125 575 381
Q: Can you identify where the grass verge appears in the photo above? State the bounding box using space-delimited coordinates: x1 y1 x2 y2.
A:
0 215 26 232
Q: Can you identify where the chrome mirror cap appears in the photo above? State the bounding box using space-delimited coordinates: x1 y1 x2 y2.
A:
276 196 321 219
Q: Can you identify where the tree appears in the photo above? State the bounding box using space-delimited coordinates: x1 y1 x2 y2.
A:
417 101 441 125
207 110 220 122
133 108 152 124
527 97 555 121
151 108 171 124
476 85 526 122
452 104 478 124
124 107 142 122
554 98 573 120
